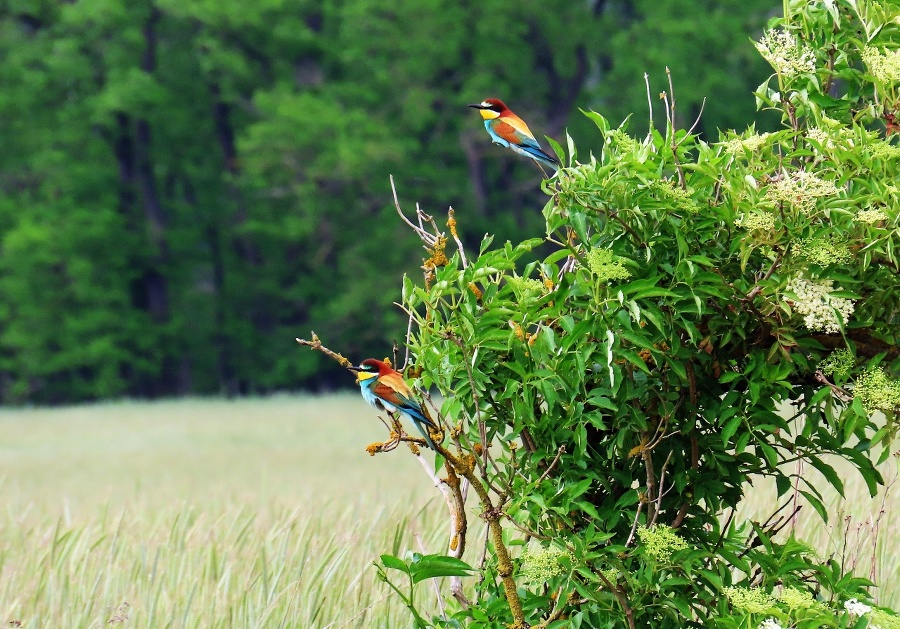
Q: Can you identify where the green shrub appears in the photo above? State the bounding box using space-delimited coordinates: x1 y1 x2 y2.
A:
371 1 900 626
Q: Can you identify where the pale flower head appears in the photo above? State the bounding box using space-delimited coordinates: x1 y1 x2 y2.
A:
518 541 573 584
862 46 900 83
795 236 852 266
735 212 776 232
854 367 900 414
637 525 689 562
845 598 872 618
857 208 889 224
724 586 777 614
785 277 856 334
758 619 784 629
778 586 816 610
755 29 817 77
765 169 839 215
722 132 771 155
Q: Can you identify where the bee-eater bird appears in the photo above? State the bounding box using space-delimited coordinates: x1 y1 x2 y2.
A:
349 358 438 450
468 98 560 172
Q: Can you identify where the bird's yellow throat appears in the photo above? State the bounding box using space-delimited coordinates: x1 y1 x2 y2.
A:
478 109 500 120
356 371 377 384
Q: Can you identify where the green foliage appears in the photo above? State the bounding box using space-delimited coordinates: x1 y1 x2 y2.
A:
0 0 777 402
382 1 900 626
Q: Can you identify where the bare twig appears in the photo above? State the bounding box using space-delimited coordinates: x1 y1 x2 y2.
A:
295 332 353 368
651 450 676 526
536 446 566 485
644 72 654 137
815 370 852 402
625 502 644 547
391 175 438 247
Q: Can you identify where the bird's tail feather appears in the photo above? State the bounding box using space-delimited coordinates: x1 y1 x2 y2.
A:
520 144 560 170
413 419 438 450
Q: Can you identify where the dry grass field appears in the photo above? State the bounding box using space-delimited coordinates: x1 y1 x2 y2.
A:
1 396 897 627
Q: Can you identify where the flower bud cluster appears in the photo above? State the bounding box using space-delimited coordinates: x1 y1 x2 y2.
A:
795 237 852 266
862 46 900 83
857 208 889 224
518 542 572 584
735 212 776 232
586 249 631 282
854 367 900 414
637 525 689 562
818 348 855 381
724 586 777 614
722 132 771 155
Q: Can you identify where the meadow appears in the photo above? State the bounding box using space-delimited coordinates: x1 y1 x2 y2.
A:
1 397 898 628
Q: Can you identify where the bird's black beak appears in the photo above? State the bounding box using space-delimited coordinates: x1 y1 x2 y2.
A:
347 365 361 372
468 103 487 109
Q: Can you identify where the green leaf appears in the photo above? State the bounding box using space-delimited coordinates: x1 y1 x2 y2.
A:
807 455 845 498
409 555 474 584
380 554 411 574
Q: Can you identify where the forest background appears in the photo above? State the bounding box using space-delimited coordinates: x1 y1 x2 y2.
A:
0 0 781 404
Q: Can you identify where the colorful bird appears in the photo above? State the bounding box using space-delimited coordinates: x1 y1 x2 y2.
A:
349 358 438 450
468 98 560 172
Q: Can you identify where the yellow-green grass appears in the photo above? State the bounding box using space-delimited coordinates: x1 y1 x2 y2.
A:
0 396 452 628
1 397 898 628
738 452 900 608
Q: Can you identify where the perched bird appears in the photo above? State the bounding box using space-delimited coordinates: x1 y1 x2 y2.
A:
468 98 560 172
350 358 438 449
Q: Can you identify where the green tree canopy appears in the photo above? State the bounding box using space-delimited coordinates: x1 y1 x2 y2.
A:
0 0 776 402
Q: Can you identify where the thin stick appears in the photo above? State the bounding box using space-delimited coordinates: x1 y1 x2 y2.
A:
390 175 437 246
625 502 644 547
295 332 353 368
536 446 566 485
644 72 654 137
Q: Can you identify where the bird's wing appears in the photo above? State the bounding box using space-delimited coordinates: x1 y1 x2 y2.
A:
490 116 541 149
372 374 436 427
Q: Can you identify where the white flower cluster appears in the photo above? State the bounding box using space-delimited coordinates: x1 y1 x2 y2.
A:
807 125 855 151
862 46 900 83
786 277 856 334
857 208 889 224
845 598 872 618
755 29 817 77
758 619 784 629
765 170 840 215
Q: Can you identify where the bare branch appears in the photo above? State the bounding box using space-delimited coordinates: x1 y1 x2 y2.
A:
536 446 566 485
295 332 353 368
644 72 654 137
625 502 644 547
390 175 437 247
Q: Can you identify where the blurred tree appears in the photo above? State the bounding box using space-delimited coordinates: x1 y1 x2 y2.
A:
0 0 778 403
